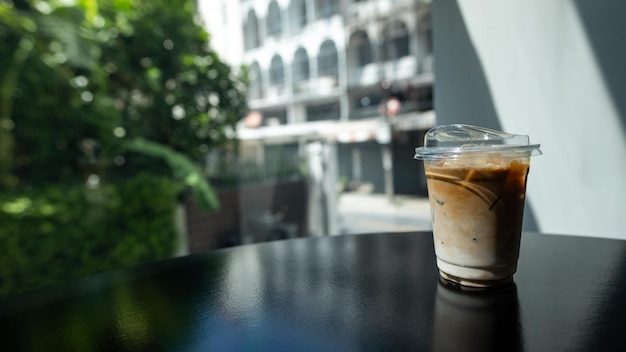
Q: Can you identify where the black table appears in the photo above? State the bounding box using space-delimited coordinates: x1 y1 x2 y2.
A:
2 231 626 351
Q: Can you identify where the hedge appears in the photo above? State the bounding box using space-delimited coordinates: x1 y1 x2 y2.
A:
0 174 182 298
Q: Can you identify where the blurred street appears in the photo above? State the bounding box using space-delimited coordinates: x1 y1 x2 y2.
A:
337 193 432 235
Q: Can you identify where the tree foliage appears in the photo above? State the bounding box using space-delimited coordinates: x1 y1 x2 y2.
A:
0 0 248 204
0 0 248 297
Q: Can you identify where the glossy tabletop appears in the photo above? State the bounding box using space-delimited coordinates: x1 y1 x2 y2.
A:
2 231 626 351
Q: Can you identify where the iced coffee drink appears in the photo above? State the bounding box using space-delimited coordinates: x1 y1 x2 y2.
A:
415 125 541 288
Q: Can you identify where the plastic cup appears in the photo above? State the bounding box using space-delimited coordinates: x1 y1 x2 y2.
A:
414 124 541 288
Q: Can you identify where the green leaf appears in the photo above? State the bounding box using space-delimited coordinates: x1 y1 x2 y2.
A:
38 9 100 69
112 0 134 12
77 0 99 23
124 138 219 211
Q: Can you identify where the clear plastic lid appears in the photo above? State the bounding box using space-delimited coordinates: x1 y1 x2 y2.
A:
414 124 542 160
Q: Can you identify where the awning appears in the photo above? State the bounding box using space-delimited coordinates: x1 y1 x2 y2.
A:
237 110 436 144
392 110 436 131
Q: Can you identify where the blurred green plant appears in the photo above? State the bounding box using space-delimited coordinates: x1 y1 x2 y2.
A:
0 0 248 296
0 0 248 207
125 138 218 210
0 173 182 297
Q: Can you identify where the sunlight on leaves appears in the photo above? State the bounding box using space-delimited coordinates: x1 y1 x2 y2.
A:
78 0 99 23
1 197 32 214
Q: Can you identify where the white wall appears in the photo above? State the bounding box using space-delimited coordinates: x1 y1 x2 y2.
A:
434 0 626 239
198 0 243 65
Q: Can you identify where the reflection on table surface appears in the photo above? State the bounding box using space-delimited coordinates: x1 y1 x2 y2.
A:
1 232 626 351
432 280 521 352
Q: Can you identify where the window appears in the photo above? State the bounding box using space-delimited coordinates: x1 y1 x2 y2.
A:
383 21 410 61
348 92 383 119
306 101 341 121
316 0 339 19
249 61 263 99
244 10 261 50
260 109 288 126
318 40 339 78
418 7 433 55
292 48 310 92
266 1 282 37
1 0 438 301
349 30 372 67
269 55 285 86
290 0 307 33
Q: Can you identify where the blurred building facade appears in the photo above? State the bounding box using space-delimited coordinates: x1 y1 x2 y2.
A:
198 0 435 242
235 0 435 197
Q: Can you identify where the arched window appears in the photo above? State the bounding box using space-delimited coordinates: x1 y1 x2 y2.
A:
290 0 307 34
266 1 282 37
316 0 339 19
418 7 433 55
244 10 260 50
269 55 285 86
292 48 310 92
349 30 372 67
249 62 263 99
383 21 409 61
318 40 338 78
